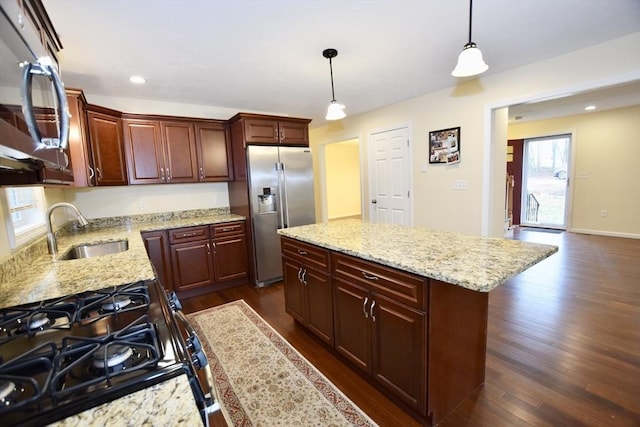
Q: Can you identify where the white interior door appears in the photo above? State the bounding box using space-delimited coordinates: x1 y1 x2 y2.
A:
368 126 412 225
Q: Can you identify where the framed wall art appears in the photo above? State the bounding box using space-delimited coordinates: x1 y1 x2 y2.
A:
429 126 460 164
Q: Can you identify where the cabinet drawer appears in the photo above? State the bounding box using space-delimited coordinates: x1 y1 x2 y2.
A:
281 237 330 272
168 226 210 244
211 221 245 238
332 252 427 310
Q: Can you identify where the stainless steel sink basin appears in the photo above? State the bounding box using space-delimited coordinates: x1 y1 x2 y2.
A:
60 240 129 260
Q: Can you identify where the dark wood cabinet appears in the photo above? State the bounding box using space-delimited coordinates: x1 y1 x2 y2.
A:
86 108 128 186
242 117 309 146
281 237 333 346
123 118 198 184
332 261 427 414
196 122 233 181
141 230 173 291
169 226 213 292
66 89 93 187
210 222 248 282
142 221 249 294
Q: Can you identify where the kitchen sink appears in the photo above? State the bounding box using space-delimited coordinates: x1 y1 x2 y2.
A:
59 239 129 260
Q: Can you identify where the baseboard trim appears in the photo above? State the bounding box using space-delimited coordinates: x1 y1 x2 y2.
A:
569 228 640 239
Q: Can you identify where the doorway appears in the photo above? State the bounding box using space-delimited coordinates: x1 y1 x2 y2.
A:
323 138 362 222
520 134 571 229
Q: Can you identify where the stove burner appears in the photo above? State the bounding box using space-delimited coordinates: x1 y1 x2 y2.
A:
92 345 134 369
0 380 16 402
27 313 51 331
101 296 132 312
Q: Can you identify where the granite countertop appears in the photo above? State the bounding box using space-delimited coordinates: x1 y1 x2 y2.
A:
0 211 244 310
278 219 558 292
48 375 203 427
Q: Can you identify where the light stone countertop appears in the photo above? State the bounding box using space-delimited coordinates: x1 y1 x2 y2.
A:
48 375 203 427
0 212 244 309
1 211 241 425
278 219 558 292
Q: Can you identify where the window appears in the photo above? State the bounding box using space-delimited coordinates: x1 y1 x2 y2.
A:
2 186 47 249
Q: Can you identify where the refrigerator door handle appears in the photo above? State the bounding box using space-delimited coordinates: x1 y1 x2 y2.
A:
280 161 291 228
276 162 287 228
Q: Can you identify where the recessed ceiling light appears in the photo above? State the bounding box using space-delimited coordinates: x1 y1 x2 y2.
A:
585 105 596 111
129 75 146 84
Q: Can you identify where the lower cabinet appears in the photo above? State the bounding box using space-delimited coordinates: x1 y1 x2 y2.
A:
210 222 248 282
333 276 426 415
281 238 334 346
141 230 173 291
143 221 248 293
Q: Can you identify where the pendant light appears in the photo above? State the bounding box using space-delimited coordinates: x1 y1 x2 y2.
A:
452 0 488 77
323 48 346 120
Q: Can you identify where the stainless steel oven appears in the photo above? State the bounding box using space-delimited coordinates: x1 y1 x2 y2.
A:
0 279 219 426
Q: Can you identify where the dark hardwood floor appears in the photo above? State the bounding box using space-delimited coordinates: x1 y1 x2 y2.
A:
182 229 640 426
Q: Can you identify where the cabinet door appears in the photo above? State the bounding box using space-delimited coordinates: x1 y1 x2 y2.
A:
66 90 93 187
142 231 173 292
195 123 233 181
162 121 198 183
304 266 334 346
170 240 214 292
279 120 309 146
371 293 427 414
243 119 279 144
333 277 371 374
212 235 248 282
122 119 164 184
283 257 305 324
87 111 128 186
34 113 73 184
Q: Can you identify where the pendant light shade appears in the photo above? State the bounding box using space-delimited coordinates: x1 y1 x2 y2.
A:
452 0 488 77
323 48 346 120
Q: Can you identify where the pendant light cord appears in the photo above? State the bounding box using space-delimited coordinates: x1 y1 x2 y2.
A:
468 0 473 44
329 57 336 102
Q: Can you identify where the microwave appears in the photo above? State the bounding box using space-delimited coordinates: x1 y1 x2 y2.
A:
0 0 69 172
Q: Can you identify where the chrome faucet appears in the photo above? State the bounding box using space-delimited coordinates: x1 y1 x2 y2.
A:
47 202 89 254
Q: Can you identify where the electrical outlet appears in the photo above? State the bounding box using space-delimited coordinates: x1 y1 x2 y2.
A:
600 209 607 217
453 180 468 190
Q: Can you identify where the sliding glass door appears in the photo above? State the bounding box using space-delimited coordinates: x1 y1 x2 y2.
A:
521 135 571 229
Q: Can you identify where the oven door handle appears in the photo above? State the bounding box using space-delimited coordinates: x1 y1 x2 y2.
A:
174 310 221 415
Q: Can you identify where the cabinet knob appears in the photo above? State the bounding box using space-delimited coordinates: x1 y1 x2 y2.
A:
200 167 204 180
371 199 377 204
160 167 165 180
297 249 308 256
370 300 376 322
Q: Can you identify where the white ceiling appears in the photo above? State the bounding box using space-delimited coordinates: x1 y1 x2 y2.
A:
43 0 640 126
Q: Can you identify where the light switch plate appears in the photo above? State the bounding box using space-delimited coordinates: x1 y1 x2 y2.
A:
453 180 468 190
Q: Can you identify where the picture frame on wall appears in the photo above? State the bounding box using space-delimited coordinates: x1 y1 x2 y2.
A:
429 126 460 164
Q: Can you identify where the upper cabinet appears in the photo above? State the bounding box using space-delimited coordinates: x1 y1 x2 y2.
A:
123 116 229 185
230 113 311 147
86 106 128 186
123 118 198 184
195 122 233 182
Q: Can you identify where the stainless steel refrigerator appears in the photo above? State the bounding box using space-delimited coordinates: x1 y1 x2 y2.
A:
247 145 315 287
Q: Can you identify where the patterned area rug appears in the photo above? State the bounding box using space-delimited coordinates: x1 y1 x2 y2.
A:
188 300 378 427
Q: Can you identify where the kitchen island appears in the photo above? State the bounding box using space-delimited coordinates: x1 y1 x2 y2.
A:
278 219 557 426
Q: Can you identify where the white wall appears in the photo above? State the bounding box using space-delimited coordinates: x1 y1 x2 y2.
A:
310 32 640 237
